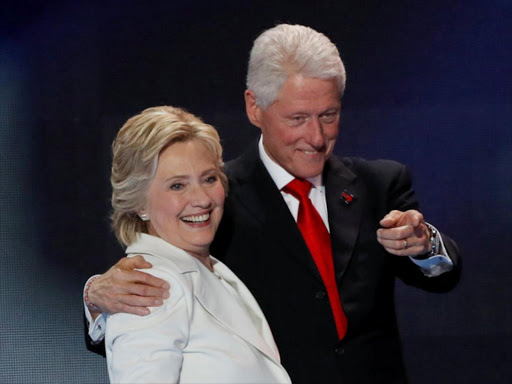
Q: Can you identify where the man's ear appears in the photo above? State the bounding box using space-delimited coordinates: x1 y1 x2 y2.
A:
244 89 263 129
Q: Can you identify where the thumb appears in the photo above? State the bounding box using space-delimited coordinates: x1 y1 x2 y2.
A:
117 255 153 270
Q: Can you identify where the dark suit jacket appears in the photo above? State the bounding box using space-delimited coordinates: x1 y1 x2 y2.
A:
211 142 461 383
86 142 460 383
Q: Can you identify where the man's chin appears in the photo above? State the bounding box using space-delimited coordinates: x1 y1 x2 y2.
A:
289 163 326 179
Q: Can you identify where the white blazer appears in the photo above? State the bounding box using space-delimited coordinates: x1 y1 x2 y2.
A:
105 233 291 384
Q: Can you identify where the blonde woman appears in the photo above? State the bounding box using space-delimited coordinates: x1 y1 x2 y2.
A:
105 106 290 383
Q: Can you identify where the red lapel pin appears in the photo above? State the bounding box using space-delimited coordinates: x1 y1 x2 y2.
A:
340 190 355 205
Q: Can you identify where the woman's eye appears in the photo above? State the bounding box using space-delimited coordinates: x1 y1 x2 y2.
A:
170 183 184 191
205 176 217 184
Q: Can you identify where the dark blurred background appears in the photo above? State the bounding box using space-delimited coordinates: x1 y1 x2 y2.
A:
1 0 510 382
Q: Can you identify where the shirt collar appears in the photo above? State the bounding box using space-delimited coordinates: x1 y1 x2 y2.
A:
258 135 323 190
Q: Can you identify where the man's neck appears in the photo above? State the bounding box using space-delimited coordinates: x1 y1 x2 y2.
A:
257 136 323 190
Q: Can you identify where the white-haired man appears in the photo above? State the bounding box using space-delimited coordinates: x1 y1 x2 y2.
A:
84 24 460 383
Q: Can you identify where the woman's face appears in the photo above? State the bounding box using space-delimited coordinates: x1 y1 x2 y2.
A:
144 139 225 258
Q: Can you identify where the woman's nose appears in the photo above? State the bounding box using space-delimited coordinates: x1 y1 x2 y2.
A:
189 185 212 207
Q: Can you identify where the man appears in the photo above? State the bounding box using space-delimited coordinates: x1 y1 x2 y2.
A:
84 24 460 383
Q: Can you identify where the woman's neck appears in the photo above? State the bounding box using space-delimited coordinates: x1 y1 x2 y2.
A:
189 252 214 272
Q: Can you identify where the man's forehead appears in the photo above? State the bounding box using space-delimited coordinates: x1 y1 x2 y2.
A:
276 74 340 95
270 75 341 109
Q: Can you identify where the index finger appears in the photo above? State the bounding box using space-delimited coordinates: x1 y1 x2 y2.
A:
403 210 424 227
117 255 153 270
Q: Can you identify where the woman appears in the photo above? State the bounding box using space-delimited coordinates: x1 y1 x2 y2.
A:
106 106 291 383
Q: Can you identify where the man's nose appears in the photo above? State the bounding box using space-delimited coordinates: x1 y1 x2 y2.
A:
306 117 326 148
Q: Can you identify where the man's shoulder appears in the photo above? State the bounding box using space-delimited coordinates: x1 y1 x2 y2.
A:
330 155 408 180
224 142 262 183
225 143 258 168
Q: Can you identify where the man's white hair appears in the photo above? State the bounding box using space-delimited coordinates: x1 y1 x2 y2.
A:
246 24 346 109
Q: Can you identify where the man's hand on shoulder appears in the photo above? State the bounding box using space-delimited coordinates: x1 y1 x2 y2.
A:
376 209 431 257
87 255 170 319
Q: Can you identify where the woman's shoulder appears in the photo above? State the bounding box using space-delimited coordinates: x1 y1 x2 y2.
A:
126 234 200 284
128 252 194 293
106 255 193 335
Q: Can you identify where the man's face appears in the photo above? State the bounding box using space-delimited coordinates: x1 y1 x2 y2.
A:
247 75 341 179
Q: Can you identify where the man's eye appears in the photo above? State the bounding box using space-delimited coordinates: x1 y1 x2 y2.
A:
170 183 184 191
288 116 306 126
320 112 339 123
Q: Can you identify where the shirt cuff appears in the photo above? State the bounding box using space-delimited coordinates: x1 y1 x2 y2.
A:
83 275 107 343
409 224 453 277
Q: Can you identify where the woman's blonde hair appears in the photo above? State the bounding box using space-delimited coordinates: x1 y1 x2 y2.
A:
110 105 227 246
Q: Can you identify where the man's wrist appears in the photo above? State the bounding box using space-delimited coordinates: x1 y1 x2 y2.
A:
412 222 439 260
84 276 101 314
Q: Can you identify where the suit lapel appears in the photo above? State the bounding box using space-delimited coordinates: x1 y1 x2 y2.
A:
227 144 322 281
191 261 281 364
324 157 364 278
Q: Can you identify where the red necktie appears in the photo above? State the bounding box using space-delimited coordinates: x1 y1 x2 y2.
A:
283 178 347 340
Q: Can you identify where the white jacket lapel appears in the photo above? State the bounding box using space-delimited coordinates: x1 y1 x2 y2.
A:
192 259 281 364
